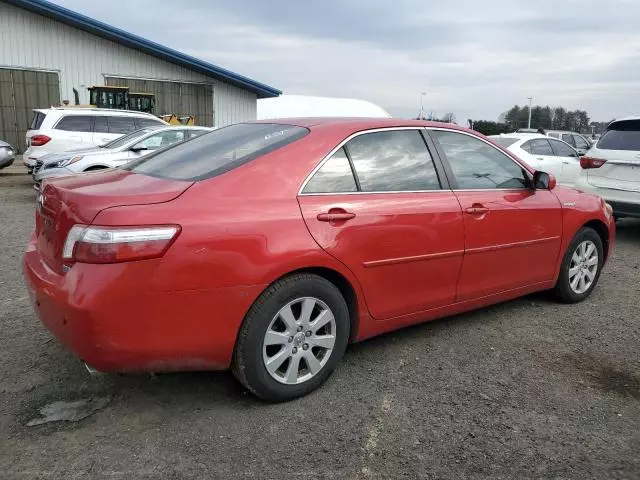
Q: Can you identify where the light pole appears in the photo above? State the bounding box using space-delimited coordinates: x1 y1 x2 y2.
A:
527 96 533 129
420 92 426 119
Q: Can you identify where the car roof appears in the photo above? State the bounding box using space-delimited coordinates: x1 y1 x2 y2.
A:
491 133 547 140
609 115 640 126
254 117 466 131
34 107 161 118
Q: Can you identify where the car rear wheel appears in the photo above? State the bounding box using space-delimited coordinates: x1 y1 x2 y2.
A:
553 227 603 303
232 273 350 402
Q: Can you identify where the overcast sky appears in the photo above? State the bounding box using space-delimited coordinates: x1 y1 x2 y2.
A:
52 0 640 123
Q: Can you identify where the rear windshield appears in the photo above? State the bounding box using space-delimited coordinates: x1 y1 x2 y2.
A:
125 123 309 181
29 111 46 130
597 120 640 151
490 137 518 148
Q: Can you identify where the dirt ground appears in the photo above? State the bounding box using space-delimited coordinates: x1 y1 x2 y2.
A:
1 166 638 479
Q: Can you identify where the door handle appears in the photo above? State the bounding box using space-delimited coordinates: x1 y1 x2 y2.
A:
464 205 489 215
536 157 545 161
317 211 356 222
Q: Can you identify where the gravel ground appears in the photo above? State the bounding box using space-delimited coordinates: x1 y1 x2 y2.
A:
1 166 639 479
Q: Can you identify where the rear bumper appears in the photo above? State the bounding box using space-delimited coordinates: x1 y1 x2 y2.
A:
575 176 640 218
23 240 264 372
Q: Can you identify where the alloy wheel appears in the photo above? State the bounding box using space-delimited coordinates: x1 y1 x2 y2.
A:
568 240 599 294
262 297 337 385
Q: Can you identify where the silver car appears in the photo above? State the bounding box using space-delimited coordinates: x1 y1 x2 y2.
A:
34 125 212 184
0 140 16 169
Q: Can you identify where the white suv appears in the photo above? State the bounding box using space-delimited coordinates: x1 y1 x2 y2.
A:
575 116 640 218
23 108 166 172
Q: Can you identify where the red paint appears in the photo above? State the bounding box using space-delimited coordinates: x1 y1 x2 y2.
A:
23 118 615 373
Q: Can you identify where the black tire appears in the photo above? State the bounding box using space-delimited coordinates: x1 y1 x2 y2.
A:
553 227 604 303
232 273 350 402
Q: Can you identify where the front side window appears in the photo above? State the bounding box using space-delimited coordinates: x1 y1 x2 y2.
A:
137 130 185 150
108 116 137 134
549 139 578 157
345 130 440 192
561 134 576 147
55 115 93 132
126 123 309 181
303 148 357 194
137 117 165 128
529 139 554 156
432 130 529 190
574 135 589 150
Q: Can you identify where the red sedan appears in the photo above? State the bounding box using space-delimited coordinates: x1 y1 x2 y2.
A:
24 118 615 401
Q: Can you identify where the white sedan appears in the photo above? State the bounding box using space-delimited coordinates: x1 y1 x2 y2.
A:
490 133 582 186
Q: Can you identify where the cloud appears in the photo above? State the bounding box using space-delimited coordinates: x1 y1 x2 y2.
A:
51 0 640 122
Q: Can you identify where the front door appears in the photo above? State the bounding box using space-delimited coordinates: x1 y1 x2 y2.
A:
430 129 563 302
298 129 465 320
548 138 581 185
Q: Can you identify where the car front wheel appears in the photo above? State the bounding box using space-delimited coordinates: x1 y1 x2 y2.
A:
232 273 350 402
553 227 604 303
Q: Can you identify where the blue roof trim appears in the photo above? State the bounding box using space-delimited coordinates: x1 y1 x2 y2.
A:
5 0 281 98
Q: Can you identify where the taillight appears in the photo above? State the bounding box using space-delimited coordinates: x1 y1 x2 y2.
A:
30 135 51 147
63 225 180 264
580 156 607 169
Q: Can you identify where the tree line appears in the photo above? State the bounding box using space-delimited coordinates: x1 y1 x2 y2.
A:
469 104 610 137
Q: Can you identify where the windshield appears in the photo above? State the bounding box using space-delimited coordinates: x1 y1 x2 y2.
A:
125 123 309 181
490 137 519 148
102 127 160 149
597 120 640 151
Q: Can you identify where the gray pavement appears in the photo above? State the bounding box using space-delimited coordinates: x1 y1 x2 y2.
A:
1 169 638 479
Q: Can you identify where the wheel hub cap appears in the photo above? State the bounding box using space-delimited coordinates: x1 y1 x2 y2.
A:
568 240 598 295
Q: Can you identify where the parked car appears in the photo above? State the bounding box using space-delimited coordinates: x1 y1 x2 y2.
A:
490 133 582 186
0 140 16 169
23 107 167 173
545 130 592 155
34 125 213 185
24 118 615 402
575 116 640 218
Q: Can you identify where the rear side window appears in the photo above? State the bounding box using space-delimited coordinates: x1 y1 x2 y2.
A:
94 116 109 133
547 132 560 139
598 120 640 151
54 115 93 132
529 139 554 155
108 116 137 134
29 111 47 130
126 123 309 181
346 130 440 192
303 148 357 194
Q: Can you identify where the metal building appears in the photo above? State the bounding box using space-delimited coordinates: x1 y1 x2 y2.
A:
0 0 281 152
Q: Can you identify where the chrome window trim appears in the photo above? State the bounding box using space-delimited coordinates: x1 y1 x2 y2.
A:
426 127 534 191
297 126 436 196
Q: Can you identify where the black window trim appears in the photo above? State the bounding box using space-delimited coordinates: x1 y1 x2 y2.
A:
425 127 535 191
298 126 449 196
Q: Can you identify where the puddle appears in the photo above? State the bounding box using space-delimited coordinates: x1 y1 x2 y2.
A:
26 396 112 426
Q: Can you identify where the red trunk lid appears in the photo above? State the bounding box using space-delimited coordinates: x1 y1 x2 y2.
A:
36 170 192 273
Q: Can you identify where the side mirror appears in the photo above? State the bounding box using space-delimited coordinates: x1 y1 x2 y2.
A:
130 143 148 153
533 171 556 190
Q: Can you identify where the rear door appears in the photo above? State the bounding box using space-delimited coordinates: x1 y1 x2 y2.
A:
525 138 565 180
298 128 465 320
51 115 93 150
429 129 562 301
585 119 640 192
548 138 581 185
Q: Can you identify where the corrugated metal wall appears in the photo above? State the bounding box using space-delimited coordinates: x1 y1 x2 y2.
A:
0 2 258 128
106 77 214 127
0 68 60 152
